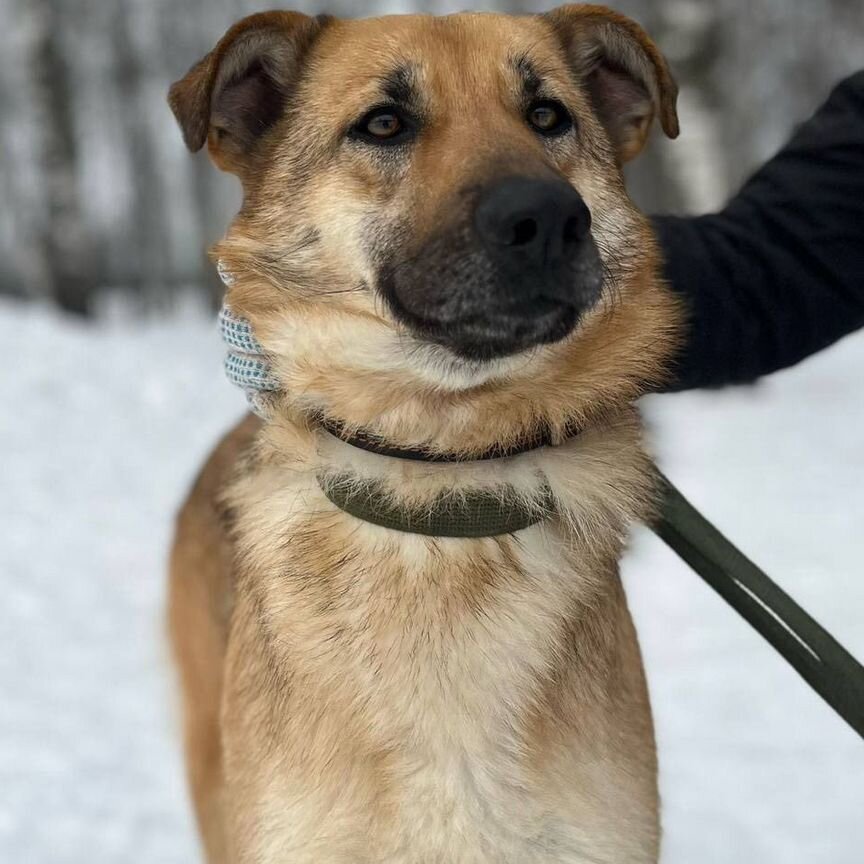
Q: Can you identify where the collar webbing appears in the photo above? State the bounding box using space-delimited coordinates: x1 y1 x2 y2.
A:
321 480 553 537
318 415 581 463
316 419 563 535
315 418 567 536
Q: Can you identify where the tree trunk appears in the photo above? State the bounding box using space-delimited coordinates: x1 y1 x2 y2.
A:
29 0 95 315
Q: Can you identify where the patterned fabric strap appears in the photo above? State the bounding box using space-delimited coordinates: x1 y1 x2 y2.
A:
222 345 277 389
219 304 266 354
217 264 279 417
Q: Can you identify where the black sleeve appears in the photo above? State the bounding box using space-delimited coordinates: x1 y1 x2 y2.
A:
653 70 864 392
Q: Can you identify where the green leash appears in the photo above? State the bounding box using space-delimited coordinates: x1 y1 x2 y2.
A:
655 471 864 740
317 408 864 742
322 468 864 741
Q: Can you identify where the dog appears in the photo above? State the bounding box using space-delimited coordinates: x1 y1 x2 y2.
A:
168 5 682 862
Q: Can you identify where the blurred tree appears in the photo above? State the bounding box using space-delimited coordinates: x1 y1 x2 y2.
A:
30 0 95 314
0 0 861 314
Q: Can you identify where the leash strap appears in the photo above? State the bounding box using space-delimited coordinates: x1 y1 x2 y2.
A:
654 471 864 740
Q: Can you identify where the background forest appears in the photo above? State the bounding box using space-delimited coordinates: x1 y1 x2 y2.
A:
1 0 862 313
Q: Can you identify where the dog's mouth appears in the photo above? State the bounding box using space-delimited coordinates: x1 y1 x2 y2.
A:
384 288 583 361
378 238 604 361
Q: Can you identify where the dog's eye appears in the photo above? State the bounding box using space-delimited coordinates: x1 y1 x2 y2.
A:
366 111 402 139
350 106 413 146
527 100 573 136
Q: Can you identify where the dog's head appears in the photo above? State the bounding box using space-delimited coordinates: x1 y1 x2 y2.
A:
170 5 681 449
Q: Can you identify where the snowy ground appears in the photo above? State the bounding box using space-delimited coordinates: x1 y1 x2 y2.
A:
1 297 862 863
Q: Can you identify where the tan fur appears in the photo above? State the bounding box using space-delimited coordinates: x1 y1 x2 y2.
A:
168 7 682 862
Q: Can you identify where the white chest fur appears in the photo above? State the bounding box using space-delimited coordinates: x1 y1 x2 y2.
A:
223 419 659 863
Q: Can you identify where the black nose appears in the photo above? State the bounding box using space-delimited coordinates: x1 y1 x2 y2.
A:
474 176 591 266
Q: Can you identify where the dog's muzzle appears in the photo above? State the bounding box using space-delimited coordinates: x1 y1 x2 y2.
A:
379 175 604 362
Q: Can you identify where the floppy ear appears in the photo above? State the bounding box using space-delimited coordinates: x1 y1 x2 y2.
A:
168 11 329 173
545 4 679 163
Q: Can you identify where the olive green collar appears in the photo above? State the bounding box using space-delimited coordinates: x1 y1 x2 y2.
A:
321 480 554 538
317 418 572 537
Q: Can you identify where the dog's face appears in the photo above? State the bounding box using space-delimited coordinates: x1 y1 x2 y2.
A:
170 6 681 439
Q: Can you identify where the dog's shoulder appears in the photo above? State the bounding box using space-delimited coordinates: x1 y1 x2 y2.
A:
170 413 261 626
177 413 262 530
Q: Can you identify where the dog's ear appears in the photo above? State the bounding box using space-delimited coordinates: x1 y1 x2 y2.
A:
168 11 329 173
545 4 679 163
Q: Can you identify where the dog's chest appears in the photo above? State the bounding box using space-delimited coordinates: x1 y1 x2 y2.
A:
243 695 652 863
228 499 650 862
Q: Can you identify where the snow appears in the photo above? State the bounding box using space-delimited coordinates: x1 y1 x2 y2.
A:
1 297 862 863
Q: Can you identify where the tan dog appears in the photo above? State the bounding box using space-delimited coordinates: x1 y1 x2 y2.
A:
168 6 682 862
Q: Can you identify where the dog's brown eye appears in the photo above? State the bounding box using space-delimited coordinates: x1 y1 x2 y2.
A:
350 106 414 147
365 111 403 139
528 100 572 136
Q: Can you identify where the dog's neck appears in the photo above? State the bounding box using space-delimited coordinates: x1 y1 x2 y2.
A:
220 303 593 536
216 278 664 539
219 298 597 460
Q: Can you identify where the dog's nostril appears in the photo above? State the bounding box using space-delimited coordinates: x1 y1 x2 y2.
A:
475 178 591 260
563 215 585 243
511 218 538 247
